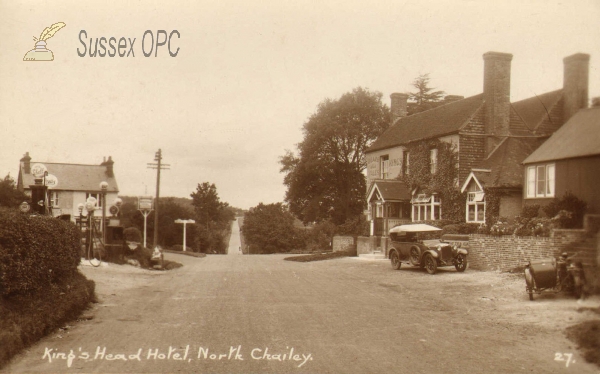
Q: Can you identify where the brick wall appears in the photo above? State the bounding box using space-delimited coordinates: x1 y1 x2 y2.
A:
467 234 557 271
332 236 357 255
467 229 598 292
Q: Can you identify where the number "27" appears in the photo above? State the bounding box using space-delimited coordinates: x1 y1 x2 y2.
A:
554 352 574 367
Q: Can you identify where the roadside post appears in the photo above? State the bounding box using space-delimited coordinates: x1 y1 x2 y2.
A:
138 196 154 248
175 219 195 251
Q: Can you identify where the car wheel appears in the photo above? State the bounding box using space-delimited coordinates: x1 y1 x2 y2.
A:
454 254 467 272
424 253 437 275
409 247 420 266
390 250 401 270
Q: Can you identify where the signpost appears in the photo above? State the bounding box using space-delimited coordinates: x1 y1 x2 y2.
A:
174 219 195 251
138 196 154 248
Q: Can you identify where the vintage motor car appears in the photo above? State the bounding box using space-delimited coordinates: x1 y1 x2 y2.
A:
388 224 469 274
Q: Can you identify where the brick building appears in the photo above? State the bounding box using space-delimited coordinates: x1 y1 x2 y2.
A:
365 52 589 236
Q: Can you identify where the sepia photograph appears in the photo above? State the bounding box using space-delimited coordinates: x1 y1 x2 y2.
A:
0 0 599 372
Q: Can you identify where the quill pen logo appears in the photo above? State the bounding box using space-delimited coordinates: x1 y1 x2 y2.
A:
23 22 66 61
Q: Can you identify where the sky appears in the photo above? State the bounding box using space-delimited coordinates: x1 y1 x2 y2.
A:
1 0 598 209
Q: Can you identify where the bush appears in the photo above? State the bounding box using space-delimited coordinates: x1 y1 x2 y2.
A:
542 192 587 228
123 226 142 242
0 272 95 367
520 204 540 219
441 223 480 235
0 208 81 297
337 215 369 236
242 203 298 253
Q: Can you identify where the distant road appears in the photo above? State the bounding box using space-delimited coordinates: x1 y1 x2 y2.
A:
227 218 243 255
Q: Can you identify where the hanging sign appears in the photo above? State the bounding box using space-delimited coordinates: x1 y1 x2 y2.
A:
31 163 48 178
19 201 31 213
45 174 59 188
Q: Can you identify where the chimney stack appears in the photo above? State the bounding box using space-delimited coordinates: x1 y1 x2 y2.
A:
390 93 409 123
105 156 114 178
20 152 31 174
483 51 513 155
563 53 590 122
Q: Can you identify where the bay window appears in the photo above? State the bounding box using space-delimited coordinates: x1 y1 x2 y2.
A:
411 194 441 221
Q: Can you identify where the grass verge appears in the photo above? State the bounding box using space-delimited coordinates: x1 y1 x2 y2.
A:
565 316 600 368
163 249 207 258
284 251 352 262
0 271 95 369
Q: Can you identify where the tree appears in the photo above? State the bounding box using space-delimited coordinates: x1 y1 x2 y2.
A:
407 74 446 115
190 182 235 253
280 87 390 225
0 174 28 208
242 203 299 253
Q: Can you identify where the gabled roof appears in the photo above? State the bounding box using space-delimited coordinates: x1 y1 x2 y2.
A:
460 170 490 193
523 107 600 164
476 137 547 188
20 162 119 192
367 180 411 202
367 94 485 152
511 89 563 132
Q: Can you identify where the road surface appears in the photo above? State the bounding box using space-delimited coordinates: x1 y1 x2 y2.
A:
3 253 598 373
227 218 243 255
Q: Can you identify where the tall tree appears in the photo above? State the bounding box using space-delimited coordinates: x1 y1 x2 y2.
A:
190 182 234 253
0 174 28 208
280 87 390 225
407 74 446 115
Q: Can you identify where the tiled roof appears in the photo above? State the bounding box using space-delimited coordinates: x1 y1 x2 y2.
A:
523 107 600 164
20 162 119 192
367 180 411 201
510 89 563 131
476 137 547 188
367 94 484 152
471 170 492 188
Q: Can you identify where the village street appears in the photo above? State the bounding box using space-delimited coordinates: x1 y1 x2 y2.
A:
3 220 599 373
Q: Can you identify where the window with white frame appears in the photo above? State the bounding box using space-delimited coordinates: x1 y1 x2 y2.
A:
411 194 441 221
466 191 485 223
49 191 59 207
430 149 438 174
86 192 102 208
526 164 555 198
380 155 389 179
402 151 410 176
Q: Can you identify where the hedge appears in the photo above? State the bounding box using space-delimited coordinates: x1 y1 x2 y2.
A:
0 208 81 297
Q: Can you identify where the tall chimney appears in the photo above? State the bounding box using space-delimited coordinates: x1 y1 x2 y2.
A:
563 53 590 122
105 156 114 178
20 152 31 174
390 93 409 123
483 51 513 155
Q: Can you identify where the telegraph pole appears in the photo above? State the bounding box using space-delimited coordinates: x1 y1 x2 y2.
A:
147 149 170 247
